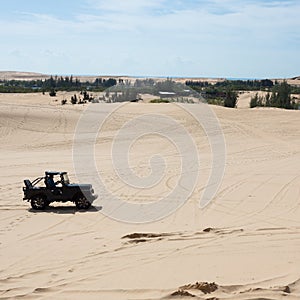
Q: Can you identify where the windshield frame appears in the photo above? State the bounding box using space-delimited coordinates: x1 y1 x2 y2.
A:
62 173 70 185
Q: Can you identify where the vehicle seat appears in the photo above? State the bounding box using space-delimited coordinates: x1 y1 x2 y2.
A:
24 179 33 189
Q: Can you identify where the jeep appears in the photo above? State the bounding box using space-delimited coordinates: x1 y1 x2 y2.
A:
23 171 98 210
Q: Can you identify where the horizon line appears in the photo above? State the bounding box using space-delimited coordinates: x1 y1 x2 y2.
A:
0 70 299 81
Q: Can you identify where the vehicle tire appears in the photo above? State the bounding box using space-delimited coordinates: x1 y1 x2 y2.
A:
75 195 91 210
31 196 47 210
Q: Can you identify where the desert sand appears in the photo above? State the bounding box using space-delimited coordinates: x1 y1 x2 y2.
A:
1 91 300 300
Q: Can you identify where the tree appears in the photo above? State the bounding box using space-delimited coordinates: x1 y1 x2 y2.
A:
71 94 78 105
250 93 259 108
224 88 237 108
277 80 292 109
265 92 271 107
250 93 264 108
82 91 90 101
49 76 56 88
270 90 278 107
49 89 56 97
250 82 294 109
261 79 274 88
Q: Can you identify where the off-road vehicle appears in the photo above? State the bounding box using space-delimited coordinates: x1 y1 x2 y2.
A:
23 171 97 210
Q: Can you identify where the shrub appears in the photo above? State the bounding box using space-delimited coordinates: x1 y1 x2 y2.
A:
150 99 170 103
224 88 237 108
49 89 56 97
71 94 78 105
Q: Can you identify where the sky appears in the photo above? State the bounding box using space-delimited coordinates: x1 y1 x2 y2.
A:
0 0 299 78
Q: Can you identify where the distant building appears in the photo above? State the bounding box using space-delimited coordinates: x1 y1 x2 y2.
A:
159 91 176 98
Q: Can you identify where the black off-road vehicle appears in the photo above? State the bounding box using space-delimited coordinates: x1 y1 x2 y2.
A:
23 171 98 210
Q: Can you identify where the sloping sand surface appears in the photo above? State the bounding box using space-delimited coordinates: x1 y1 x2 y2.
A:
0 93 300 299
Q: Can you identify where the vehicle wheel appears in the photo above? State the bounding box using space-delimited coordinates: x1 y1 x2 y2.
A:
31 196 47 210
75 195 91 210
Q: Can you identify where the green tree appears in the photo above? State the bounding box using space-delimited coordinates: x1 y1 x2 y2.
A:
265 92 271 107
250 93 258 108
82 91 90 101
49 89 56 97
277 80 292 109
71 94 77 105
224 88 237 108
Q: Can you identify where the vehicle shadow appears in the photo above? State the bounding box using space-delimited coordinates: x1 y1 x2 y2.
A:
28 205 102 215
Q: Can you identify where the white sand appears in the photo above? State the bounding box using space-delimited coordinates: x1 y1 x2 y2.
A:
1 92 300 299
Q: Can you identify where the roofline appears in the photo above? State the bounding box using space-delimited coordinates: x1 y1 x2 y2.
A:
45 171 67 175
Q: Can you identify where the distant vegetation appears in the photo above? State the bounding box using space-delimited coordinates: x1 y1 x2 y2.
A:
1 75 299 109
150 99 170 103
250 81 299 109
187 79 271 107
186 79 274 91
187 79 300 109
0 75 118 93
63 91 96 105
60 78 197 104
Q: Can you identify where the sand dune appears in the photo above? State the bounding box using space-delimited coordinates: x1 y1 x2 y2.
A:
0 92 300 299
0 71 226 84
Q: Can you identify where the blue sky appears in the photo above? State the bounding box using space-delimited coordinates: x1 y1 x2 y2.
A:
0 0 299 78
